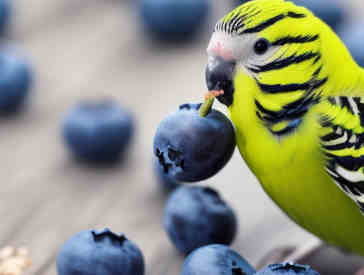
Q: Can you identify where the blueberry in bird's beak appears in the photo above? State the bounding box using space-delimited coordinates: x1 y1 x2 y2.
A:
205 56 235 107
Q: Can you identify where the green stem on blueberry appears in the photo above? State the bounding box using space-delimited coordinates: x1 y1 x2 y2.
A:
199 90 223 117
199 96 215 117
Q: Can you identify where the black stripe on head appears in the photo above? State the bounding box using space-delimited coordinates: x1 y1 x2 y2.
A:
231 16 245 33
257 77 327 94
287 12 306 18
313 54 321 64
249 52 319 73
257 82 308 93
255 100 282 122
271 34 319 46
242 14 285 34
313 66 323 77
255 92 320 124
241 12 306 34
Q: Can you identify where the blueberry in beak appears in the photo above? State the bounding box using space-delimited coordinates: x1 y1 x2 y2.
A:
205 57 235 107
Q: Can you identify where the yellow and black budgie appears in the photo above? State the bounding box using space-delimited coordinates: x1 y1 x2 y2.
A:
205 0 364 255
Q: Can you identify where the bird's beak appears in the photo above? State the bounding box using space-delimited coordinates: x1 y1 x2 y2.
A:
205 56 236 107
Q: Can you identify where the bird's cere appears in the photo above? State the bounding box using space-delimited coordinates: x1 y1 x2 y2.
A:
207 31 246 62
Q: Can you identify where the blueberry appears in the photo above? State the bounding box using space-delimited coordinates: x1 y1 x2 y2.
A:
0 48 32 113
56 228 144 275
338 21 364 67
139 0 210 40
62 100 134 163
256 263 320 275
163 186 237 254
0 0 10 35
182 244 256 275
154 103 236 182
292 0 345 31
154 159 181 191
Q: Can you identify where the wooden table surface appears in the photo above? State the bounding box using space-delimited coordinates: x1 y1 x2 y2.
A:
2 1 364 275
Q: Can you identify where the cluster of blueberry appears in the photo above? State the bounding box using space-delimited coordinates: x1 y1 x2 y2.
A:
237 0 364 67
57 99 321 274
60 98 319 275
56 229 319 275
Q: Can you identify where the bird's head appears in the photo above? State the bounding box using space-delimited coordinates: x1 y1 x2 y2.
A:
206 0 359 114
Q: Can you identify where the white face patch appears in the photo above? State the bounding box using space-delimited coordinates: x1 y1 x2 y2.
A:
207 31 280 76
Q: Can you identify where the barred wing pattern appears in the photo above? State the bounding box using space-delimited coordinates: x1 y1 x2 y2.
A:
321 96 364 213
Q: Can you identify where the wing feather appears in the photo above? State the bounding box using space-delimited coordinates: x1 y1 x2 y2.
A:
321 96 364 213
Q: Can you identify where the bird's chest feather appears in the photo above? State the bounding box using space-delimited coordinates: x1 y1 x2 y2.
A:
230 99 325 198
229 74 325 188
229 91 364 254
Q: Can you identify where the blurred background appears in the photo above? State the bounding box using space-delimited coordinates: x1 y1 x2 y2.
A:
0 0 364 275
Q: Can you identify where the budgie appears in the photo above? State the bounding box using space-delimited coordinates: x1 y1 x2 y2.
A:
205 0 364 256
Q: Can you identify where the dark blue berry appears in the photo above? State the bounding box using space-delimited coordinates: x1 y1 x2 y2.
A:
154 103 236 182
0 48 32 113
154 159 181 191
256 262 320 275
182 244 256 275
163 186 237 254
56 229 144 275
139 0 210 40
62 100 134 163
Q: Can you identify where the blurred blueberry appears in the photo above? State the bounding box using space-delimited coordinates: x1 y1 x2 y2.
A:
154 103 236 183
62 100 134 163
256 263 320 275
163 186 237 254
139 0 210 40
56 228 144 275
0 48 32 113
0 0 10 35
292 0 344 31
182 244 256 275
154 159 181 191
338 20 364 67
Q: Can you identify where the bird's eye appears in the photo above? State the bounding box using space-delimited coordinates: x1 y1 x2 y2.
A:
254 39 270 55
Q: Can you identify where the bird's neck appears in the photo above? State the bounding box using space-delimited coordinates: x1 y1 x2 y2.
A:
319 22 364 97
